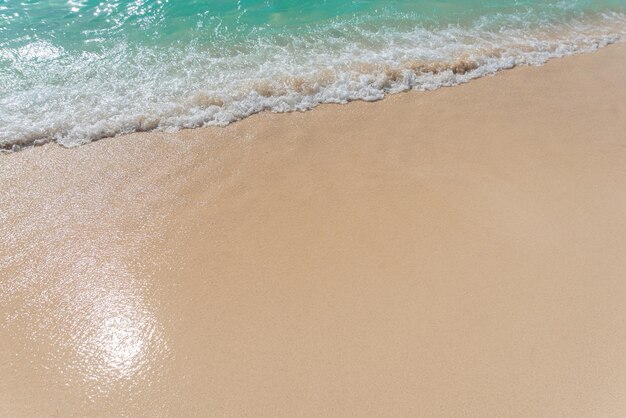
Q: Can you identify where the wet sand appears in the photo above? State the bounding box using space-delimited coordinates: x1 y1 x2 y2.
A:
1 44 626 416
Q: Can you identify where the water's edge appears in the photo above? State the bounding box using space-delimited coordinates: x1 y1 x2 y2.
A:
2 36 624 153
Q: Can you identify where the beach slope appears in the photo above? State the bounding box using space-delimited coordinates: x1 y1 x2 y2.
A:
1 44 626 416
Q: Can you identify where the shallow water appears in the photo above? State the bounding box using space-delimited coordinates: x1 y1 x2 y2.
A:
1 0 625 149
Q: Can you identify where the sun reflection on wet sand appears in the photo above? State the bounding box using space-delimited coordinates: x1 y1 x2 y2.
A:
0 241 170 409
60 259 167 393
0 145 175 414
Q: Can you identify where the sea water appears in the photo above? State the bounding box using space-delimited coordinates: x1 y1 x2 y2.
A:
1 0 625 149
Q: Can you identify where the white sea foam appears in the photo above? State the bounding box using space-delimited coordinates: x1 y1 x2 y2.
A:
1 12 625 151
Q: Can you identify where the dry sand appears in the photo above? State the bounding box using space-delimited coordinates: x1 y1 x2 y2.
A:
1 44 626 417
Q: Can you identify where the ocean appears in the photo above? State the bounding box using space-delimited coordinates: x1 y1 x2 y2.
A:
1 0 625 150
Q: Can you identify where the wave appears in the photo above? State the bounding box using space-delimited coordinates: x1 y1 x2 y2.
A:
1 12 625 151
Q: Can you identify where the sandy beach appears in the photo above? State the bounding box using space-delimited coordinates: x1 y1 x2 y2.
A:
1 43 626 416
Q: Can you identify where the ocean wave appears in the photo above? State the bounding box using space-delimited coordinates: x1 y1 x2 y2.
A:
1 11 625 151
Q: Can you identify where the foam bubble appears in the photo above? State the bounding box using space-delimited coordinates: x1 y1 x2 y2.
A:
0 11 624 151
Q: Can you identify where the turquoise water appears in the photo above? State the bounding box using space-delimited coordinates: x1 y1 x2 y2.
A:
1 0 625 149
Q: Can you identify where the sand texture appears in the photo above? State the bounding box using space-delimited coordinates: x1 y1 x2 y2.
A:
1 44 626 416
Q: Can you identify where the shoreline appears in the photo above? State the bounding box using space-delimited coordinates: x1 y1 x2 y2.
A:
3 35 625 152
2 43 626 416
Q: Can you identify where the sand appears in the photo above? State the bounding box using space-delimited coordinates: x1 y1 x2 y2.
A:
1 43 626 417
